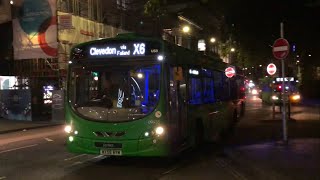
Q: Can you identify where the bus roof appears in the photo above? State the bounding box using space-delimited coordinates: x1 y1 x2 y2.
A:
70 33 238 73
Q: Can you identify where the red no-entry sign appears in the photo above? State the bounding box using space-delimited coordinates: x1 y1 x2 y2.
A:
225 67 235 78
267 63 277 75
272 38 290 60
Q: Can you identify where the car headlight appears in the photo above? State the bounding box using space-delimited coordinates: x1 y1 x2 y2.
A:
272 95 279 100
252 89 258 95
291 94 300 100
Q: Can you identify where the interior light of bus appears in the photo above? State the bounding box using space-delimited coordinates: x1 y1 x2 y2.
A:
189 69 199 75
157 55 164 61
155 126 164 136
137 73 144 79
64 125 72 133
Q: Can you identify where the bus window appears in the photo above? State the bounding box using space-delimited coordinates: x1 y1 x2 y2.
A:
189 70 202 105
213 71 223 100
69 64 161 122
202 69 215 103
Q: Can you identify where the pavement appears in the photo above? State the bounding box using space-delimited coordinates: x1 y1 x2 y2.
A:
225 139 320 179
0 117 63 134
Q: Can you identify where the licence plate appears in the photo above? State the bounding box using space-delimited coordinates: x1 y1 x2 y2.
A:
100 149 122 156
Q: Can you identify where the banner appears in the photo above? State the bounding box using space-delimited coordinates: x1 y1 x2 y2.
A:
12 0 58 59
0 0 11 24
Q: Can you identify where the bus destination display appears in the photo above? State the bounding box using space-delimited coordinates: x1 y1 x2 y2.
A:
89 42 155 58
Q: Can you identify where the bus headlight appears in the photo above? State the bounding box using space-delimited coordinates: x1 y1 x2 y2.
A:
155 126 164 136
272 95 279 100
64 125 72 133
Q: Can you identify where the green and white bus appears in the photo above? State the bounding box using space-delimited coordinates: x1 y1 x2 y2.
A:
64 33 246 157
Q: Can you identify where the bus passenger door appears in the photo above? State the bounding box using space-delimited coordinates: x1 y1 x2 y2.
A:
169 67 188 146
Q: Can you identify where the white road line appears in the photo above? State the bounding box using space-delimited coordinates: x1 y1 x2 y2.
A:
0 176 6 179
65 155 106 169
64 154 86 161
92 155 106 159
216 159 248 180
161 166 180 175
44 138 54 142
0 144 38 154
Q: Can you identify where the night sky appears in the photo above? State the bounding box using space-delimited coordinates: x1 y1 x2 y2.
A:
207 0 320 64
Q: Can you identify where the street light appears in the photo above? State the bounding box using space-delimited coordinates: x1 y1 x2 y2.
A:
210 37 216 43
182 26 190 33
10 0 13 4
230 47 235 52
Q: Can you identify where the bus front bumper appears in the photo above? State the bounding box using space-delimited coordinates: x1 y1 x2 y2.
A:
66 135 169 157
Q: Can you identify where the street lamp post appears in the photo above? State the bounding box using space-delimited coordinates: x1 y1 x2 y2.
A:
209 37 217 54
182 25 191 49
228 47 235 63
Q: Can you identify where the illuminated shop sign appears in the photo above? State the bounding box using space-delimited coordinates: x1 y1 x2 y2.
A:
89 43 146 57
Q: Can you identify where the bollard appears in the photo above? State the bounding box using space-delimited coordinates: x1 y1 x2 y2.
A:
272 102 275 120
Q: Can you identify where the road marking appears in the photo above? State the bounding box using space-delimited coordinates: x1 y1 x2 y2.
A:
64 154 86 161
161 166 180 175
0 176 6 179
71 161 83 166
216 159 248 180
0 144 38 154
65 155 107 169
92 155 106 159
44 138 53 142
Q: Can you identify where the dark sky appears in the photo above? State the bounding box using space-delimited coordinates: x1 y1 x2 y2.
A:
207 0 320 63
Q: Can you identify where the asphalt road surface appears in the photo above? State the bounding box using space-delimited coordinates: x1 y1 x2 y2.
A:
0 95 319 180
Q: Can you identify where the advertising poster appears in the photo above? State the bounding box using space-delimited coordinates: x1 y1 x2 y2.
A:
51 90 65 122
0 0 11 24
0 90 32 121
12 0 57 59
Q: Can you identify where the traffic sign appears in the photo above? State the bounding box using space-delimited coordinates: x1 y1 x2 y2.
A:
272 38 290 60
267 63 277 75
225 67 235 78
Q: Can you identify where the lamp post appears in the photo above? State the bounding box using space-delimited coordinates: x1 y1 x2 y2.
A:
228 47 236 63
182 25 191 49
209 37 217 54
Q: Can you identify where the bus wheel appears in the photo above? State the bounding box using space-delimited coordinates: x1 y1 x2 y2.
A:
195 119 204 146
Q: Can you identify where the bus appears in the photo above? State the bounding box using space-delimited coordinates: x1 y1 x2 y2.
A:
64 33 246 157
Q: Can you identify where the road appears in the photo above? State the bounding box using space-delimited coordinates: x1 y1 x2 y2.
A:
0 95 319 180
